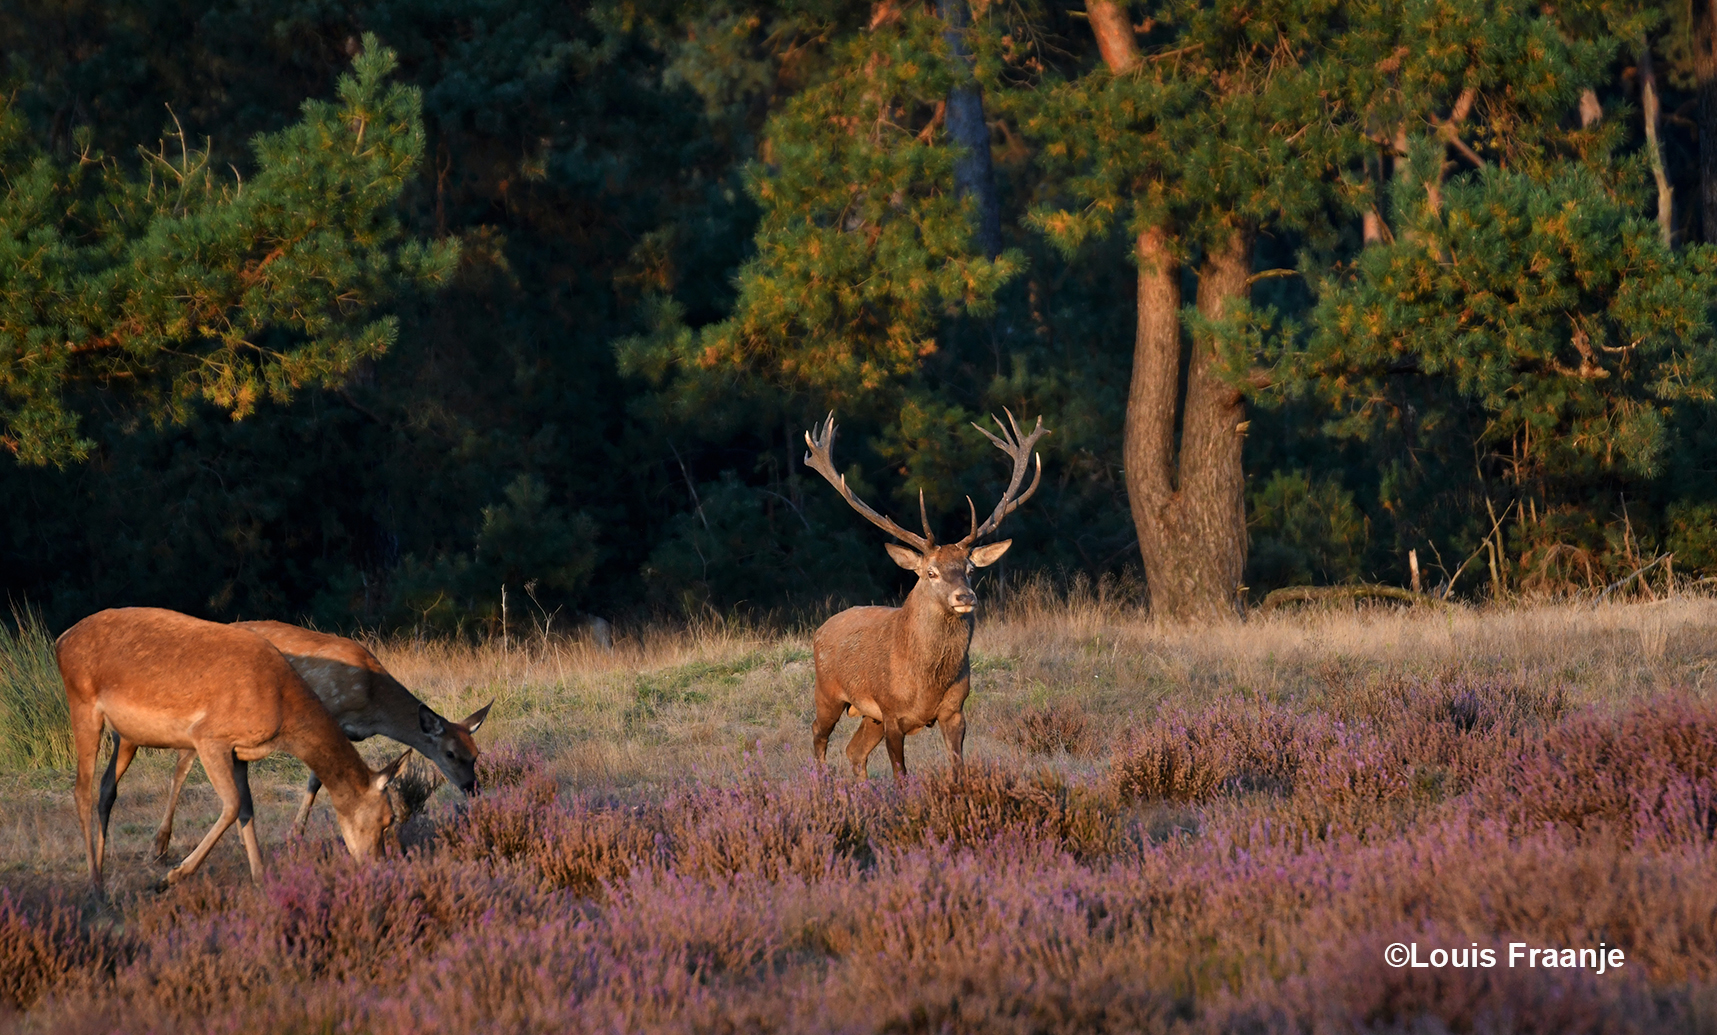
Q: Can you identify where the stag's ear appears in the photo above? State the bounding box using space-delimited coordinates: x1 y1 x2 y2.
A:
418 704 446 737
375 749 412 790
970 540 1012 567
460 700 493 734
884 543 923 571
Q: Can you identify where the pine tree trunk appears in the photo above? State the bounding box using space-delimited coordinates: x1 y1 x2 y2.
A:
1089 0 1249 618
1697 0 1717 242
1123 229 1251 619
940 0 1001 258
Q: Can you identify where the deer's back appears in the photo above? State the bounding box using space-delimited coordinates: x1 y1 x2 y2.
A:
234 621 397 724
57 608 310 750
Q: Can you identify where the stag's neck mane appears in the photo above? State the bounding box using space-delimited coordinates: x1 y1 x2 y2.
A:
899 581 975 680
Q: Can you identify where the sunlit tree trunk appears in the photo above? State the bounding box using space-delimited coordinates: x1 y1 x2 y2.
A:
1090 0 1249 619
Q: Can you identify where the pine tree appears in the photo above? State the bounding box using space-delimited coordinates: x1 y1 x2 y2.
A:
0 36 456 466
1030 0 1359 618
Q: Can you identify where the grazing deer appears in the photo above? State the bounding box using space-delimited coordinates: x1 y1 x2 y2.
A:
56 608 408 891
804 410 1047 779
150 621 493 857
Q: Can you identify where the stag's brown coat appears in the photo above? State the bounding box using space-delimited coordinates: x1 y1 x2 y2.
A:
804 412 1047 778
57 607 406 891
151 621 491 856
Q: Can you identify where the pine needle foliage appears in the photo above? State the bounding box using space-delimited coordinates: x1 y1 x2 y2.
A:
0 35 457 466
622 8 1023 405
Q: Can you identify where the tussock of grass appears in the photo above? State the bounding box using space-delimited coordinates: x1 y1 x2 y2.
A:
0 607 70 770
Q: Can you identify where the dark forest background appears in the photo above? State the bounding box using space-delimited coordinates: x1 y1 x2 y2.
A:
4 0 1717 632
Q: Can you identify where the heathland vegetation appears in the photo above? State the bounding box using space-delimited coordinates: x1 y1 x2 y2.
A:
3 592 1716 1031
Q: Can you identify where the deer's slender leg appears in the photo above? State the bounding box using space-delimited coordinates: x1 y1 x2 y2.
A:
70 702 105 890
96 733 139 875
881 718 908 779
291 774 323 837
154 749 197 860
812 692 844 765
845 718 885 777
166 743 243 886
937 709 967 767
231 758 265 882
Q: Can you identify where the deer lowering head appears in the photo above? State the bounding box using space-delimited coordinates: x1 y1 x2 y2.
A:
56 608 409 892
148 621 494 861
803 410 1047 779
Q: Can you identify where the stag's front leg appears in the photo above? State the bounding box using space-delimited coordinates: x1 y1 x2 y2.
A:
812 693 844 765
937 709 967 767
881 718 908 780
844 718 885 777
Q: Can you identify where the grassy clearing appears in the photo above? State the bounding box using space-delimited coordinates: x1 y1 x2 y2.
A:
363 587 1717 789
3 594 1715 1032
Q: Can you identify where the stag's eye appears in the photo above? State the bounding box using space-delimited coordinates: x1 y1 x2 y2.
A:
927 568 939 579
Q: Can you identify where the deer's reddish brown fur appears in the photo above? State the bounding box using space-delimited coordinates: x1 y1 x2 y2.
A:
57 607 408 891
152 621 492 856
805 411 1047 778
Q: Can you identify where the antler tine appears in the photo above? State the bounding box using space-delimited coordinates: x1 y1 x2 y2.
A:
965 496 977 542
960 410 1049 545
918 488 935 547
803 413 930 551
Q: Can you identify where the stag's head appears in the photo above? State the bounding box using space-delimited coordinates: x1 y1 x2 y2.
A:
805 410 1048 618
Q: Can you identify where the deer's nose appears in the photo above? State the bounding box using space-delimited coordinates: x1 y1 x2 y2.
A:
950 588 977 612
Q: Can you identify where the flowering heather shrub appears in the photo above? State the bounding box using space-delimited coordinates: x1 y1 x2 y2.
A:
882 763 1122 858
1001 701 1095 755
1111 698 1315 803
0 888 108 1012
11 689 1717 1033
1478 696 1717 844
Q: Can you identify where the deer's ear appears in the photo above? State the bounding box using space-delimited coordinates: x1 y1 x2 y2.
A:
970 540 1012 567
419 704 446 737
376 749 412 789
884 544 923 571
460 701 493 734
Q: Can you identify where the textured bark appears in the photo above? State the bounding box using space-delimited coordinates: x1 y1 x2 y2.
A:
1697 0 1717 242
1086 0 1140 71
1123 229 1251 619
939 0 1001 258
1090 0 1247 618
1639 44 1673 248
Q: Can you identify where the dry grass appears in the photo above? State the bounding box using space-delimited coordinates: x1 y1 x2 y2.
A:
367 589 1717 790
4 593 1717 1032
4 593 1715 895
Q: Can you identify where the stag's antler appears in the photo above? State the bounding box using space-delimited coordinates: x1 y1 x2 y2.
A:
958 409 1048 545
804 414 933 551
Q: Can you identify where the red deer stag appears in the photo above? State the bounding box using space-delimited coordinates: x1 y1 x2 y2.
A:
57 608 409 892
804 410 1047 778
150 621 492 857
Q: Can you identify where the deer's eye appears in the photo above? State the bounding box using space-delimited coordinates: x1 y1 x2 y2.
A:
927 568 939 579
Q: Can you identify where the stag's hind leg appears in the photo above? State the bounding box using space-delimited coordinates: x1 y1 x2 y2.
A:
844 718 885 777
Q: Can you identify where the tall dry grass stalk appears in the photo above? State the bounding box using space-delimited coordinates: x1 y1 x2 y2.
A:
0 606 71 770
